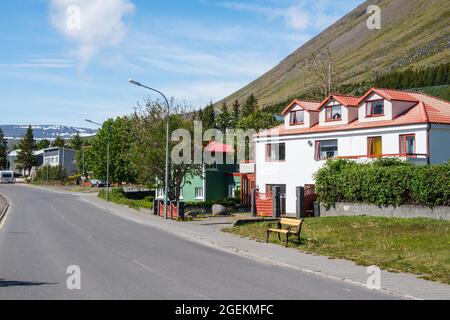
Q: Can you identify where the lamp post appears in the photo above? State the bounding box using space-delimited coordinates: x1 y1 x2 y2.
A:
128 79 170 220
86 119 111 202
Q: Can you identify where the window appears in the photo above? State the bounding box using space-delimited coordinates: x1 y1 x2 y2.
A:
366 100 384 117
368 137 383 157
290 110 304 125
325 105 342 121
195 187 204 199
266 143 286 162
228 185 236 198
400 134 415 155
315 140 338 160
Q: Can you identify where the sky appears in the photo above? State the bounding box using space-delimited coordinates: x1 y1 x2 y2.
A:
0 0 365 128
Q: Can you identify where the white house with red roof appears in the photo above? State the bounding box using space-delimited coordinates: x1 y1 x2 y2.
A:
248 88 450 215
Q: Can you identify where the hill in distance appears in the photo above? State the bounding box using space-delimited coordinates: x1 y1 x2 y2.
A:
221 0 450 109
0 125 97 140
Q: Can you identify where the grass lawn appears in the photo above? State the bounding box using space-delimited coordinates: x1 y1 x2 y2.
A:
224 216 450 284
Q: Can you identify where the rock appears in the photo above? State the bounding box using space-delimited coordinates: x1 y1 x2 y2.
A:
212 204 228 216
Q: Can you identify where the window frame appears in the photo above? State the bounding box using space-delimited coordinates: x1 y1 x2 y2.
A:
195 187 204 200
314 139 339 161
367 136 383 157
266 143 286 162
399 134 416 155
366 99 385 117
289 109 305 125
325 105 342 122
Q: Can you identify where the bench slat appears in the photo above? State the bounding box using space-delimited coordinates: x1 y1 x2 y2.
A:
280 218 303 227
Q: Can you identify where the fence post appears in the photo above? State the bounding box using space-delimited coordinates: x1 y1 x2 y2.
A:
178 201 185 220
251 188 258 217
272 186 281 218
153 199 159 216
296 186 305 218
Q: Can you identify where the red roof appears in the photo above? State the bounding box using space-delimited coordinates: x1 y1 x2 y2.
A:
318 94 360 109
205 141 234 153
258 88 450 138
281 99 322 115
357 88 419 104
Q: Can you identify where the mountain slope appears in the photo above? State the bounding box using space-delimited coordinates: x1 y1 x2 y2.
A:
222 0 450 108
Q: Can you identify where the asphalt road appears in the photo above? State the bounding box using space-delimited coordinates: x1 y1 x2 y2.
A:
0 185 395 300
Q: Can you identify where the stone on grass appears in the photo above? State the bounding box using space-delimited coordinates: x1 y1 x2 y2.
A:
212 204 228 216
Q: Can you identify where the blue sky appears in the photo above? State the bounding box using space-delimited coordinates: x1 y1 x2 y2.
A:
0 0 364 128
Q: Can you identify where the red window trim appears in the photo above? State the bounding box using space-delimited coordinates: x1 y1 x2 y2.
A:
366 99 385 117
325 105 342 121
266 143 286 162
289 110 305 125
399 134 416 156
314 140 338 161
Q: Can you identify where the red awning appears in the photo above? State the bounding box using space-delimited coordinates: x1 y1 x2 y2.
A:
205 141 235 153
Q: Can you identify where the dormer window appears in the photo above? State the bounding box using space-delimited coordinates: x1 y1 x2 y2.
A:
366 100 384 117
325 105 342 121
290 110 304 125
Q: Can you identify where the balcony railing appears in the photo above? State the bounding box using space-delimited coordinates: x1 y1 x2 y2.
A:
338 153 429 165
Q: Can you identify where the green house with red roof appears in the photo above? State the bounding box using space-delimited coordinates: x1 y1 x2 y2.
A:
156 142 242 203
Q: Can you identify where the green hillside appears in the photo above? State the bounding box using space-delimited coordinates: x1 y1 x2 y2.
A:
221 0 450 109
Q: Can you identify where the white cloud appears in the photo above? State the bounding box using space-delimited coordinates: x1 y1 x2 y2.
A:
48 0 135 66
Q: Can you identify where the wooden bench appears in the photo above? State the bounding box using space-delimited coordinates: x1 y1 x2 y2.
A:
266 218 304 247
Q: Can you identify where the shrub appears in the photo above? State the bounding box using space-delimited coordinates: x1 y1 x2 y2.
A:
315 159 450 209
34 165 68 182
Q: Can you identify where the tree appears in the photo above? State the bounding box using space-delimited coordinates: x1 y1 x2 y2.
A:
237 112 279 132
242 94 258 117
70 133 83 151
231 99 240 128
130 100 202 201
36 139 51 150
16 125 36 175
86 117 136 185
201 102 216 130
0 128 8 170
54 137 66 148
307 49 340 99
216 102 232 131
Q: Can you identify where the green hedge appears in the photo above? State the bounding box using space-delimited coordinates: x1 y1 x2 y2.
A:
314 159 450 209
34 165 68 182
185 198 241 209
99 188 154 210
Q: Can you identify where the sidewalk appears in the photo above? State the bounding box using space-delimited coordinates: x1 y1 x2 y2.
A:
75 192 450 300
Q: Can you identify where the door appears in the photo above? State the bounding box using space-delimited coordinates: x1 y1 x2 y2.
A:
368 136 382 158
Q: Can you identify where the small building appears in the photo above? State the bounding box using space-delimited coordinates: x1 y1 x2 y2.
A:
43 147 78 175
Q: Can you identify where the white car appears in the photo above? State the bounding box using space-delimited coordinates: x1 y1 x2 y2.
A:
0 171 15 184
90 179 109 188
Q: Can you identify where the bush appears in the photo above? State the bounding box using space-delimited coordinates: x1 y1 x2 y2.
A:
315 159 450 209
34 165 68 182
98 188 154 210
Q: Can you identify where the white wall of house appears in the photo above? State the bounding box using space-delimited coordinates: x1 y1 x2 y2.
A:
429 124 450 164
255 124 430 214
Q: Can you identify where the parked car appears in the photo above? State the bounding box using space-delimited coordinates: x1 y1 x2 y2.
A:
90 179 109 188
0 171 15 184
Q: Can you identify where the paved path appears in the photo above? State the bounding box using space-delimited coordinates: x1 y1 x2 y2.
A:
0 185 395 300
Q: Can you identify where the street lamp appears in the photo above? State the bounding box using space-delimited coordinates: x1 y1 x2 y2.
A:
128 79 170 220
85 119 112 202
